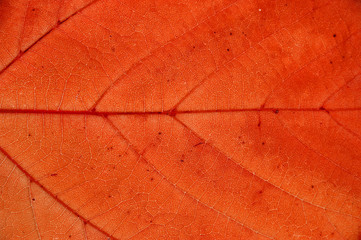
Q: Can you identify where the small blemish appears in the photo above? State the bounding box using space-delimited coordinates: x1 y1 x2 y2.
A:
150 177 154 181
259 190 263 194
111 47 115 52
273 109 279 114
213 31 216 34
311 185 314 188
333 34 336 38
227 48 230 51
158 132 162 135
180 159 184 162
28 133 31 137
109 35 112 38
108 195 112 198
330 61 333 64
193 46 195 49
262 142 265 145
32 8 35 11
51 173 57 177
32 198 35 201
229 32 233 36
193 142 204 147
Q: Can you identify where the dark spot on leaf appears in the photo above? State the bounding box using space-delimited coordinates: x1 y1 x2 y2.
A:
311 185 314 188
150 177 154 181
180 159 184 162
273 109 279 114
259 190 263 194
284 3 288 6
193 46 195 49
262 142 265 145
109 35 112 37
150 220 153 223
111 47 115 52
28 133 31 136
32 198 35 201
146 169 150 172
227 48 230 51
193 142 204 147
51 173 57 176
330 61 333 64
333 34 336 38
229 32 233 36
32 8 35 11
108 195 112 198
69 235 71 238
158 132 162 135
213 31 216 34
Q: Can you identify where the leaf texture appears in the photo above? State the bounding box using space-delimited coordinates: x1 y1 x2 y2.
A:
0 0 361 239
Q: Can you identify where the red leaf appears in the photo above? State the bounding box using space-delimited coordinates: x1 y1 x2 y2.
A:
0 0 361 239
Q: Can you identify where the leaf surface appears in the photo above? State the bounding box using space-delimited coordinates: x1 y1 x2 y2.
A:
0 0 361 239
